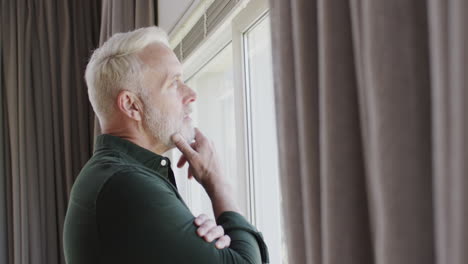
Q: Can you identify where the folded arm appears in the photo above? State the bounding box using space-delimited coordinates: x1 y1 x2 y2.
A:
96 170 268 264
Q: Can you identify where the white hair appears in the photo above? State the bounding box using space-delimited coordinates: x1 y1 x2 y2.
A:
84 26 170 124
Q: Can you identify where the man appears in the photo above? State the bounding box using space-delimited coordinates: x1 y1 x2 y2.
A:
63 26 269 264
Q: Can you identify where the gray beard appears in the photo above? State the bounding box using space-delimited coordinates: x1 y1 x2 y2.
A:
142 100 195 150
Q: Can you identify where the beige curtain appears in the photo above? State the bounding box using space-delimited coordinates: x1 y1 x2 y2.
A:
1 10 7 263
0 0 101 263
269 0 467 264
93 0 156 139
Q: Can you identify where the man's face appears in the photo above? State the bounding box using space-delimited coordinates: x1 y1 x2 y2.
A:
138 43 197 150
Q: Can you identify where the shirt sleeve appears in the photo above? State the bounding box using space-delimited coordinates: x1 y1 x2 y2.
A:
96 169 270 264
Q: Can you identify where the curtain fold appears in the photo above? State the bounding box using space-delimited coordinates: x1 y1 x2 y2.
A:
93 0 156 139
428 0 468 263
0 4 7 262
269 0 467 263
0 0 101 263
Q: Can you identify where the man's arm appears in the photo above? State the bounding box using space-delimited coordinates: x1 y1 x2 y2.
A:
96 169 268 264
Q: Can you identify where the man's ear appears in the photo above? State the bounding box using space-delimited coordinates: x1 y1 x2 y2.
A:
116 90 143 121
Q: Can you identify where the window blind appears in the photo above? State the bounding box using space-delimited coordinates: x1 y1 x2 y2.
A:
173 0 239 61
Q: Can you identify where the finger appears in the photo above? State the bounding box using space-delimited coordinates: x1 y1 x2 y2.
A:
215 235 231 249
187 166 193 179
177 155 187 168
196 219 216 236
171 133 197 160
194 214 209 226
203 226 224 242
177 143 197 168
193 127 208 144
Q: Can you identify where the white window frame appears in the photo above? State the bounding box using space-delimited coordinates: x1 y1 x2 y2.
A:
231 0 269 227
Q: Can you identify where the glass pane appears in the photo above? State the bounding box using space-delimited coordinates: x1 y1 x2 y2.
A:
245 15 288 264
184 43 238 219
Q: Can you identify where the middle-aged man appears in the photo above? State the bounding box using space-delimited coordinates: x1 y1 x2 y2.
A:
63 26 269 264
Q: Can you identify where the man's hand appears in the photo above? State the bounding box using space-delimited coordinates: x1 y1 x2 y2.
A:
172 127 241 219
171 127 226 188
194 214 231 249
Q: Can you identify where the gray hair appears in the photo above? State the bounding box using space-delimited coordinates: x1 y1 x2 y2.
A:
84 26 170 124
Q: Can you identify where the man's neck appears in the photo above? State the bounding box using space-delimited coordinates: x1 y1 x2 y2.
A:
102 127 169 155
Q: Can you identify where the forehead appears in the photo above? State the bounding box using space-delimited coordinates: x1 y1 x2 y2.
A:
137 43 182 76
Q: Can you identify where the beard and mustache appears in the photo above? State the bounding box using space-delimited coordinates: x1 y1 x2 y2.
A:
141 97 195 151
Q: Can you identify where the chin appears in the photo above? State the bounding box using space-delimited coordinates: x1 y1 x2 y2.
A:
165 125 195 148
180 126 195 143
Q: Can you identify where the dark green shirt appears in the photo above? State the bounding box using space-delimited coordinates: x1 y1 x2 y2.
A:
63 134 269 264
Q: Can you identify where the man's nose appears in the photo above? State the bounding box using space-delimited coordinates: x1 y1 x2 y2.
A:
184 86 197 104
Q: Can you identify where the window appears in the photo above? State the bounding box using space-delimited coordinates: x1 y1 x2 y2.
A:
182 44 248 219
242 15 287 264
169 0 287 263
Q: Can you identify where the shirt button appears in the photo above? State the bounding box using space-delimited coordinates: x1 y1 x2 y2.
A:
160 159 167 166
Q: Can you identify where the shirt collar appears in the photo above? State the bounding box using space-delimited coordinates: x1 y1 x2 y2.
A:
93 133 171 172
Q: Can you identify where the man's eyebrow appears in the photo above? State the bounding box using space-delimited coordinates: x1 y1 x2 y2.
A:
166 73 182 85
162 73 182 90
171 73 182 79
